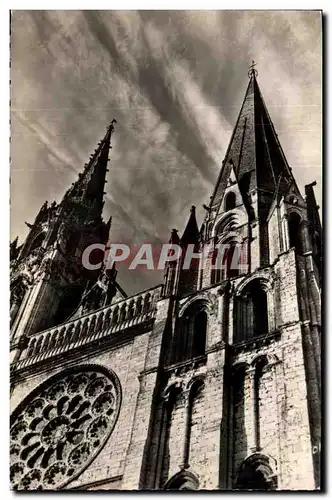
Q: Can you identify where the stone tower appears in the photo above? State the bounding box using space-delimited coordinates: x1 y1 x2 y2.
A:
10 70 321 491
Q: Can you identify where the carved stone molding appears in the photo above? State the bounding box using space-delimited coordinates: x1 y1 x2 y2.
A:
10 365 121 491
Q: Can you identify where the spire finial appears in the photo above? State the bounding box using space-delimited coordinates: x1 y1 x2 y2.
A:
108 118 117 133
248 60 258 79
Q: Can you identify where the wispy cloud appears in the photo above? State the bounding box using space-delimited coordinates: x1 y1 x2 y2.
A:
10 10 322 294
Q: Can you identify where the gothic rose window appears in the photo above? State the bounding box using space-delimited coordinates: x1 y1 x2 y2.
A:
10 367 121 491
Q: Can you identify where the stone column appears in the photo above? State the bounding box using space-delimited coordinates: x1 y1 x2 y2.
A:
179 389 191 470
282 214 290 251
244 366 257 453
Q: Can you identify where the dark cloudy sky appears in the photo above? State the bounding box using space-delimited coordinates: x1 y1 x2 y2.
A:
10 10 322 295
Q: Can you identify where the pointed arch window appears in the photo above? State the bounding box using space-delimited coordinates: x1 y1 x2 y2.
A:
288 212 302 254
234 280 269 343
225 191 236 211
224 244 240 279
236 454 277 490
164 471 199 491
172 302 207 364
211 242 240 285
192 311 207 358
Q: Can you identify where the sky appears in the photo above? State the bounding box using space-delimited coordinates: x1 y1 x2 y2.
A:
10 10 322 295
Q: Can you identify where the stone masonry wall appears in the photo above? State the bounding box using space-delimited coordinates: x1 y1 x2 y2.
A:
10 329 154 490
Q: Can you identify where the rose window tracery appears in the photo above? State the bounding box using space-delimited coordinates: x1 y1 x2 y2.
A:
10 367 121 490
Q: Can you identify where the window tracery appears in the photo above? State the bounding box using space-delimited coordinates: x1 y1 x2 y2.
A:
10 367 121 490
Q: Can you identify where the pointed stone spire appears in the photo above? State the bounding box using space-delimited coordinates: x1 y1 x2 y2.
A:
169 228 180 245
62 119 117 220
180 206 200 246
210 67 293 211
163 229 181 297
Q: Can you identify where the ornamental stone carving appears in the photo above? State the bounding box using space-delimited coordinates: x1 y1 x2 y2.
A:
10 366 121 490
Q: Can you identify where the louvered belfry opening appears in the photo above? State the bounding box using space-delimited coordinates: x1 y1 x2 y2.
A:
234 280 268 343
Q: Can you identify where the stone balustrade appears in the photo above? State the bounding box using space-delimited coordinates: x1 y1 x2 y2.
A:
12 285 162 371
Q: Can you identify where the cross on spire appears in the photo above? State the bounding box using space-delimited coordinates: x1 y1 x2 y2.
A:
248 60 258 78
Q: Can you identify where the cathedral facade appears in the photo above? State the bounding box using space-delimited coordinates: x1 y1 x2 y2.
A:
10 69 321 491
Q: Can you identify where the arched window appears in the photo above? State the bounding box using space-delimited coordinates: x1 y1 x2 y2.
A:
236 454 277 490
192 311 207 358
214 211 240 238
225 191 236 211
164 471 199 491
288 212 302 254
172 302 207 363
211 242 240 285
234 280 269 343
224 243 240 279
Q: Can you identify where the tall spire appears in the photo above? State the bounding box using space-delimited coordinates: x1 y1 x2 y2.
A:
210 66 294 213
62 119 117 220
180 206 200 246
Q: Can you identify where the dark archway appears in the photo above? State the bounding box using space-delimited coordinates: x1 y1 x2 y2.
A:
192 311 207 358
288 212 302 254
225 191 236 211
164 470 199 490
236 453 277 491
211 242 240 285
